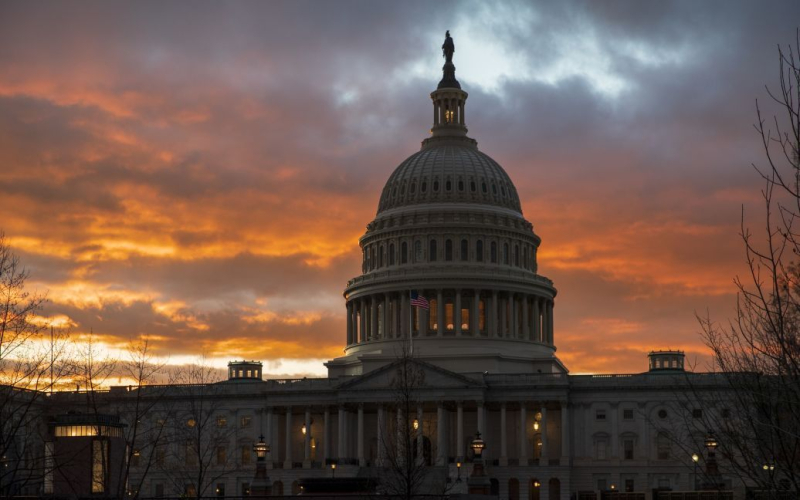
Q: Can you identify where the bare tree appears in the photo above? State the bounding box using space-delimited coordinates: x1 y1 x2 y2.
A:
378 345 450 499
692 30 800 496
158 358 242 498
0 234 71 498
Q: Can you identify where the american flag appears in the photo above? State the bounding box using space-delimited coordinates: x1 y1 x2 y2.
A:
410 291 429 309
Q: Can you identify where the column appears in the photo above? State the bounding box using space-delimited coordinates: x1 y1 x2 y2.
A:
337 406 346 459
437 290 444 336
584 404 593 458
359 300 367 343
520 404 528 465
417 405 424 464
533 298 541 342
561 403 570 466
500 403 508 465
522 296 530 340
611 403 619 459
377 405 386 466
455 290 462 336
357 404 365 466
539 407 548 466
510 293 517 338
401 292 409 338
303 408 312 468
491 291 499 337
383 293 390 339
547 300 554 343
472 291 480 336
456 402 464 461
346 302 353 344
370 296 378 341
397 408 405 461
499 295 507 338
436 403 446 466
284 407 293 469
477 401 485 436
266 408 274 464
323 408 330 464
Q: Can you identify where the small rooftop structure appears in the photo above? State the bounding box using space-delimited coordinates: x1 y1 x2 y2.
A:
648 350 686 372
228 360 263 381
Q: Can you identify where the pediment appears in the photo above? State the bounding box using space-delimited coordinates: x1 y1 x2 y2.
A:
336 358 485 392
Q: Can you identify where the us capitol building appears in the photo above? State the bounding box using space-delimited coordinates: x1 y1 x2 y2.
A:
23 34 737 500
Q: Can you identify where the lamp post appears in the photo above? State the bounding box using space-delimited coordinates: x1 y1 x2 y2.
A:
691 453 699 490
331 462 337 479
456 461 462 483
703 432 721 489
251 435 271 497
467 431 491 495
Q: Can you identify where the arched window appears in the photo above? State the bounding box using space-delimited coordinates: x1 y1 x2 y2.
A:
514 244 520 267
410 182 416 194
460 239 468 261
421 181 427 193
446 179 452 191
433 180 439 192
482 182 488 193
458 180 464 191
429 239 438 262
470 181 476 192
476 240 483 262
490 242 497 263
401 242 408 264
523 246 528 268
445 239 453 261
414 240 422 262
503 243 509 265
389 243 395 266
362 249 367 272
378 245 384 268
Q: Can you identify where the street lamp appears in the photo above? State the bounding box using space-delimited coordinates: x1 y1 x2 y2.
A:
703 432 721 489
467 432 490 495
692 453 700 490
331 462 337 478
470 432 486 458
456 461 462 482
251 435 270 497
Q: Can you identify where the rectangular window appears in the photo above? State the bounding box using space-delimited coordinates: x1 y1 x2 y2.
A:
429 299 438 330
240 416 252 428
185 484 197 498
92 440 108 493
217 446 227 465
185 441 197 466
596 439 607 460
625 479 634 492
623 439 634 460
156 447 165 467
154 483 164 498
461 308 469 330
596 409 606 421
623 409 634 420
132 449 141 467
692 409 703 419
445 302 454 330
217 416 227 427
597 479 607 491
241 445 252 465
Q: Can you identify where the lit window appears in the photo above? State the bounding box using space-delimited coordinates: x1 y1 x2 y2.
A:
241 416 252 428
241 445 251 465
92 440 108 493
187 418 197 428
445 109 454 123
217 446 226 465
132 449 141 467
217 416 227 427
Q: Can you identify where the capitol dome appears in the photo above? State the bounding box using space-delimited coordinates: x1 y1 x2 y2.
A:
327 33 562 378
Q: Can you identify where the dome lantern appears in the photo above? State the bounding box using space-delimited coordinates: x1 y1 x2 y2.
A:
428 31 470 143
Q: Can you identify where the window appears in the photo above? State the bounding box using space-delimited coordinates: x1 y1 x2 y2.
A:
721 408 730 418
389 243 395 265
514 244 520 266
378 245 384 267
154 483 164 498
241 445 251 465
482 182 487 193
503 243 509 265
132 449 141 467
692 409 702 419
92 440 108 493
401 242 408 264
597 479 607 491
458 180 464 191
429 239 437 262
156 447 165 467
240 416 252 428
429 299 438 330
421 181 427 192
476 240 483 262
217 446 227 465
623 409 634 420
490 242 497 263
460 239 468 261
187 418 197 428
596 409 606 421
446 179 452 191
596 438 608 460
216 483 225 498
414 240 422 262
624 479 634 493
410 182 416 194
216 416 227 427
445 302 454 331
185 485 197 498
658 409 668 419
445 239 453 261
185 441 197 466
242 483 251 497
656 433 671 460
433 180 439 191
470 181 476 192
623 439 634 460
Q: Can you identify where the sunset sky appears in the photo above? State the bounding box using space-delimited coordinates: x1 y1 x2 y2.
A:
1 1 798 378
